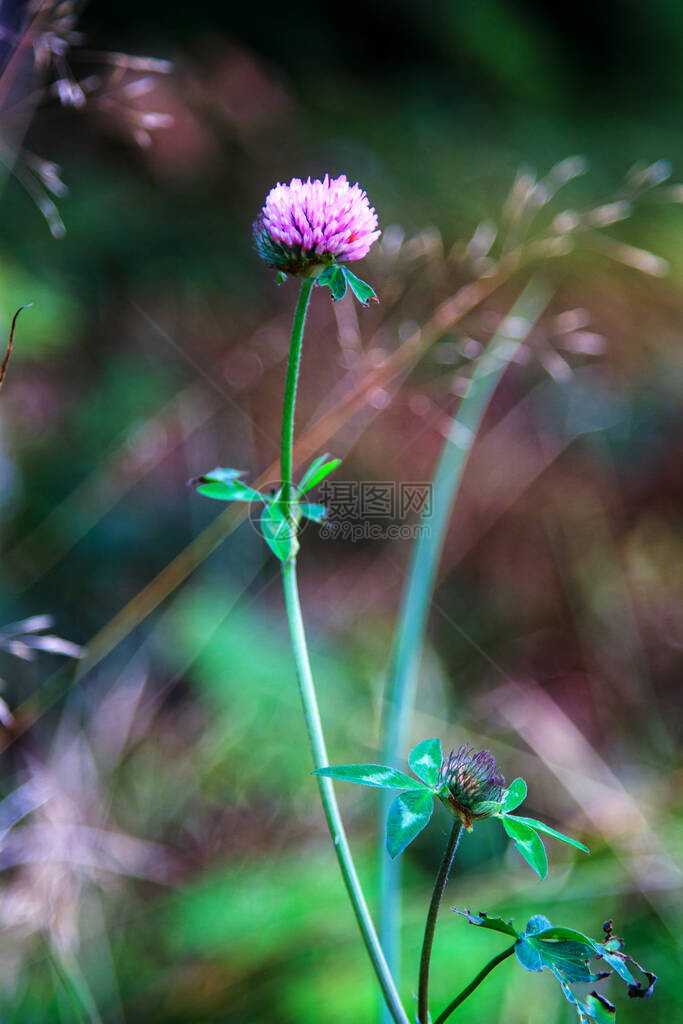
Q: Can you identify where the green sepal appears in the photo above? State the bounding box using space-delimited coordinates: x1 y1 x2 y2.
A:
341 266 378 305
408 737 442 788
299 454 342 492
509 815 590 854
455 910 520 938
276 271 287 285
503 816 548 878
300 503 326 523
259 492 299 562
313 763 429 791
386 789 434 858
499 777 527 813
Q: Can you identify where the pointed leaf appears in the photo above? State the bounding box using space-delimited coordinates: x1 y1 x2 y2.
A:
321 265 347 301
499 777 527 813
299 455 342 492
503 816 548 878
195 479 265 502
194 467 245 484
386 789 434 858
300 503 326 523
455 910 519 938
408 738 443 787
259 498 299 562
341 267 378 305
313 764 428 791
511 815 590 854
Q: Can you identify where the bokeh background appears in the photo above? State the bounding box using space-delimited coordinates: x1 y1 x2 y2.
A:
0 1 681 1021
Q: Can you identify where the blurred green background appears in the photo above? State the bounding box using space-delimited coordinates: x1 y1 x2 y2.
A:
0 1 680 1021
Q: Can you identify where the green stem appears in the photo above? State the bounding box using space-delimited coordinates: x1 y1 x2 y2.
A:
280 276 314 505
279 278 410 1024
417 820 463 1024
433 946 515 1024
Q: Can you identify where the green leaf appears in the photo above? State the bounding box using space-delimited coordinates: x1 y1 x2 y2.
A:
515 937 544 973
408 737 442 787
503 817 548 878
195 467 245 484
299 454 342 492
527 940 602 985
499 777 527 813
511 815 590 854
533 926 599 945
190 468 266 503
386 789 433 858
582 992 616 1024
259 497 299 562
455 910 520 938
525 915 553 935
536 927 636 986
341 267 378 305
195 479 264 502
313 764 429 791
276 271 286 285
299 503 326 523
318 265 348 301
515 916 606 987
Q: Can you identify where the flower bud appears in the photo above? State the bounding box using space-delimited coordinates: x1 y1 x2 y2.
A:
253 174 380 276
438 745 505 830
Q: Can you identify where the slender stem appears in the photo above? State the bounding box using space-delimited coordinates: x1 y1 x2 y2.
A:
433 946 515 1024
280 276 314 504
417 820 463 1024
279 279 410 1024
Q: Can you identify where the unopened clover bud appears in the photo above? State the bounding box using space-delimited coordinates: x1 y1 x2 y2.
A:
437 745 505 831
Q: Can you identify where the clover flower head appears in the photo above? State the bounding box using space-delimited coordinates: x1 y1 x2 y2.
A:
253 174 381 276
439 745 505 830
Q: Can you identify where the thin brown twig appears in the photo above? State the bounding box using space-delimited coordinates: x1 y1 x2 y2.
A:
0 304 31 393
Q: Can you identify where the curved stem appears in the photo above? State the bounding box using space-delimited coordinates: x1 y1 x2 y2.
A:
282 562 409 1024
279 278 410 1024
433 946 515 1024
417 820 463 1024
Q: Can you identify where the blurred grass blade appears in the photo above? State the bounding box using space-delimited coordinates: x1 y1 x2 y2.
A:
377 277 553 1020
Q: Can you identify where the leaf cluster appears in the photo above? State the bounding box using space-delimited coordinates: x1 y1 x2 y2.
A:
189 455 341 562
315 737 589 870
457 912 656 1023
315 265 378 304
